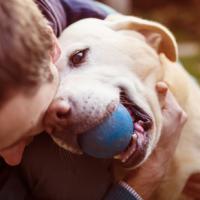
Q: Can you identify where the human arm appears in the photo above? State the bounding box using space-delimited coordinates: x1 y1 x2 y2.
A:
35 0 112 37
103 82 187 200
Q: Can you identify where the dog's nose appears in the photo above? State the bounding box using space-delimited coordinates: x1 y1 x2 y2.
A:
44 98 71 133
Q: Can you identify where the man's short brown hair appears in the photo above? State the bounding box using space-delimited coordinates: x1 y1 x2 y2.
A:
0 0 54 100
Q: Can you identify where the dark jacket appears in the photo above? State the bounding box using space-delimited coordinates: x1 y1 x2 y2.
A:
0 1 138 199
36 0 107 37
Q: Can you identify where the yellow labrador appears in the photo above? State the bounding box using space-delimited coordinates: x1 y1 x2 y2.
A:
45 14 200 200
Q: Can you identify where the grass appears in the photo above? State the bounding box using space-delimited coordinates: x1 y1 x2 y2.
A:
180 54 200 83
131 8 200 83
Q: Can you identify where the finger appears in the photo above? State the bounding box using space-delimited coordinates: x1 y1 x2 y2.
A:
159 89 187 144
156 82 187 126
162 89 187 126
156 82 168 109
179 110 187 126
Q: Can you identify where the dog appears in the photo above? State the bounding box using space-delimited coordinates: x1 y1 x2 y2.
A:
44 14 200 200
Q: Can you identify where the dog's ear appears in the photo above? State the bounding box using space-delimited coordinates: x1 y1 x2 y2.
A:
106 14 178 62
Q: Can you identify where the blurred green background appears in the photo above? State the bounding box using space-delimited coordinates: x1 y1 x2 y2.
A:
99 0 200 82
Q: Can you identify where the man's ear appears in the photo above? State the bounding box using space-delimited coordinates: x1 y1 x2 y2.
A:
51 37 61 64
46 26 61 64
106 14 178 62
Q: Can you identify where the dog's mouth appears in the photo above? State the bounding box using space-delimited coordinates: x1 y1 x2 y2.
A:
116 89 153 168
48 88 153 168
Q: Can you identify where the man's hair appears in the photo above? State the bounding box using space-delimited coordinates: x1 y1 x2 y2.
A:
0 0 54 100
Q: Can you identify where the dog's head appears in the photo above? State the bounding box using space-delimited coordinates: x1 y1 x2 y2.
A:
44 15 178 168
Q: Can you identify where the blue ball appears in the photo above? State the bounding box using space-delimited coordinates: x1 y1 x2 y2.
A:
79 104 134 158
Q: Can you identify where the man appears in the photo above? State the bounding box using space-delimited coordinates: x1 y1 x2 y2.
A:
0 0 60 166
0 0 194 199
0 0 108 166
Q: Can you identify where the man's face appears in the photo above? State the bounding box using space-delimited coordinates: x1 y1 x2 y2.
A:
0 63 59 166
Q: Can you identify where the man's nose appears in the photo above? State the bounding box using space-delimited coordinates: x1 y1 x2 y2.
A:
45 99 71 133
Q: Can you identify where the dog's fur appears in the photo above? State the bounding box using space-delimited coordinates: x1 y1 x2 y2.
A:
51 14 200 199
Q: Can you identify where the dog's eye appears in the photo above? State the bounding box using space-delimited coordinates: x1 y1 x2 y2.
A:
69 48 89 67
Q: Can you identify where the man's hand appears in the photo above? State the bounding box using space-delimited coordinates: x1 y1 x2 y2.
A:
123 82 187 199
